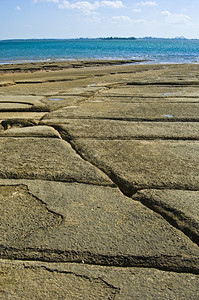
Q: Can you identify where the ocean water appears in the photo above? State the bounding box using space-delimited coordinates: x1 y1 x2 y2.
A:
0 38 199 65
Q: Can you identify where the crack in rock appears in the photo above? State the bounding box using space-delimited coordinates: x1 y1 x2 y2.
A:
0 184 63 242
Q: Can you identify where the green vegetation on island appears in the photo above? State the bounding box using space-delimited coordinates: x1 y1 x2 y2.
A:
99 37 136 40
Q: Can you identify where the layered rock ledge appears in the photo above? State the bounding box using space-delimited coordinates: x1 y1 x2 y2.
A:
0 61 199 299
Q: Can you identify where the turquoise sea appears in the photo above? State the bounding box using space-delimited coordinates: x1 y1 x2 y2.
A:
0 38 199 65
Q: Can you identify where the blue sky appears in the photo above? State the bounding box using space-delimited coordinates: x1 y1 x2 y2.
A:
1 0 199 39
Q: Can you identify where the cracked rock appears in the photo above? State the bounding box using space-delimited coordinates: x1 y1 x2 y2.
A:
133 189 199 245
0 137 112 186
0 180 199 273
41 120 199 140
0 125 61 138
0 95 48 112
1 259 199 299
72 139 199 193
0 260 118 300
43 102 199 121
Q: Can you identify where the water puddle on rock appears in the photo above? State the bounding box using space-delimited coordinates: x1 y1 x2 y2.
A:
162 92 181 96
48 98 64 101
164 114 174 118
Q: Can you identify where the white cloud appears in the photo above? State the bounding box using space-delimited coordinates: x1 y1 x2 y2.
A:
161 11 191 24
33 0 124 14
132 18 147 24
16 6 21 10
161 10 170 17
101 1 124 8
132 9 141 13
139 1 157 7
112 16 147 25
112 16 132 22
58 1 124 15
58 1 99 14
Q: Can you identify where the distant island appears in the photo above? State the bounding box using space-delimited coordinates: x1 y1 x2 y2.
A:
140 36 188 40
99 37 136 40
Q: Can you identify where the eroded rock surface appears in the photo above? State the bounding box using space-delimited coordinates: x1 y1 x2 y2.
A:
0 95 48 111
71 139 199 193
133 189 199 245
0 179 198 273
0 62 199 298
0 125 61 138
0 137 112 185
1 260 199 300
41 119 199 140
43 101 199 121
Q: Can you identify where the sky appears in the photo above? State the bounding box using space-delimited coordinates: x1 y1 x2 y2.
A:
1 0 199 39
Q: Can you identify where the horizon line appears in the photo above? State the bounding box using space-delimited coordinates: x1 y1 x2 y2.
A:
1 36 198 41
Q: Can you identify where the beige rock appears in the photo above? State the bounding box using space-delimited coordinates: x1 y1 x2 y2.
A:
0 259 199 300
0 138 112 185
100 85 199 98
0 102 32 110
0 260 118 300
1 125 61 138
133 189 199 244
1 62 199 298
44 95 86 111
43 102 199 121
0 95 48 111
0 81 15 87
0 180 198 272
72 139 199 193
0 112 47 122
41 119 199 140
90 95 199 103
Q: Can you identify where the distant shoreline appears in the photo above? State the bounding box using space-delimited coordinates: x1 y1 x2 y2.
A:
0 59 148 73
1 37 198 42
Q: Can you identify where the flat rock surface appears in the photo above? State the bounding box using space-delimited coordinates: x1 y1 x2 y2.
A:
0 179 198 273
0 125 61 138
0 259 199 300
44 95 86 111
99 85 199 98
1 62 199 298
0 95 47 111
90 95 199 103
0 137 112 185
133 189 199 244
41 119 199 140
72 139 199 193
0 112 47 122
43 102 199 121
